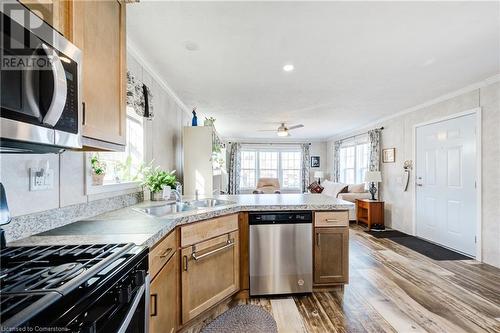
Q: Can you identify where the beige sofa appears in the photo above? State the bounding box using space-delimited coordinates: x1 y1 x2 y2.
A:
321 181 371 220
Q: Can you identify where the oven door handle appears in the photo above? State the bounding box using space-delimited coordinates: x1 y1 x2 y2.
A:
117 284 146 333
42 43 68 127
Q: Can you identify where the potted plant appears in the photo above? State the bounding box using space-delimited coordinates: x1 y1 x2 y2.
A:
90 154 106 186
143 167 177 201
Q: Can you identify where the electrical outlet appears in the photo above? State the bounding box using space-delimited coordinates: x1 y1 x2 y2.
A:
29 168 54 191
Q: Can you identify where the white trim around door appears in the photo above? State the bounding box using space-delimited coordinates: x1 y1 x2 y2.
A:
412 107 482 260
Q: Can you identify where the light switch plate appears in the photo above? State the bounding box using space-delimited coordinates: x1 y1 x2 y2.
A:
29 168 54 191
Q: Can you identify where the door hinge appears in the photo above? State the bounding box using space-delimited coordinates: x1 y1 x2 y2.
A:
183 255 188 271
475 236 477 244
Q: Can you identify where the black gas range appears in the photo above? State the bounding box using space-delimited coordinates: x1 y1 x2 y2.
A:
0 243 149 332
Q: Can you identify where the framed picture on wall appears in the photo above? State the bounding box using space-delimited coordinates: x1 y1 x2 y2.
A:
311 156 320 168
382 148 396 163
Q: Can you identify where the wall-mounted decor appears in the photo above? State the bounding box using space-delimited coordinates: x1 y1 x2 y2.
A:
402 160 413 192
382 148 395 163
310 156 320 168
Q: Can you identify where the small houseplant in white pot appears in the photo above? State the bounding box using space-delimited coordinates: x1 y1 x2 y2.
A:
90 154 106 186
143 167 177 201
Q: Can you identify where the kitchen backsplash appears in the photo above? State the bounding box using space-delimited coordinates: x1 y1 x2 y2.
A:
3 191 143 243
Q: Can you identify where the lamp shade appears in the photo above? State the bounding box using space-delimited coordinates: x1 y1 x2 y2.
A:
364 171 382 182
314 171 324 178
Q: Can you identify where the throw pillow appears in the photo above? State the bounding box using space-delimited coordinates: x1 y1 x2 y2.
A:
349 183 366 193
308 181 324 193
322 181 348 197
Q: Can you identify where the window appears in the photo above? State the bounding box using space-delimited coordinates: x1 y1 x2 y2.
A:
339 142 369 184
240 148 302 191
91 107 145 185
281 152 301 188
241 151 257 189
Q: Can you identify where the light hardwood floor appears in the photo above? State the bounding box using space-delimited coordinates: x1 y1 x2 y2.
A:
183 225 500 333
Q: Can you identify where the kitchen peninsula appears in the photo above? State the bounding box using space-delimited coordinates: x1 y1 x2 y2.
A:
9 194 353 332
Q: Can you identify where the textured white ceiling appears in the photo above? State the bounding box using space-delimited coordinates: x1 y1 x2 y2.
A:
127 1 499 140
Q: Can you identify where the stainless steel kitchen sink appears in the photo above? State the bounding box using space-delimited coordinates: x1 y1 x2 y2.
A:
134 202 197 217
189 198 235 208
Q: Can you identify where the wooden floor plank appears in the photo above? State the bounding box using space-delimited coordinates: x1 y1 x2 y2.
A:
271 298 308 333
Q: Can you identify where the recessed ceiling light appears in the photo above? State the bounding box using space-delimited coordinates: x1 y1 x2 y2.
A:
283 64 294 72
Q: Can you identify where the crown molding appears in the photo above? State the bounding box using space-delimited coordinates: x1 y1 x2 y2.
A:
325 73 500 142
127 38 191 117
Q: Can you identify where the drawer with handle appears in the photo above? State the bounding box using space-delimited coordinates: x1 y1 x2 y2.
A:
315 211 349 227
149 230 177 280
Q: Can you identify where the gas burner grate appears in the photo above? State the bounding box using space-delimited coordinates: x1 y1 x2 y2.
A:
0 243 135 326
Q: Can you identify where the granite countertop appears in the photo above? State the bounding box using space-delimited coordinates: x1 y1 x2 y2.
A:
8 194 354 248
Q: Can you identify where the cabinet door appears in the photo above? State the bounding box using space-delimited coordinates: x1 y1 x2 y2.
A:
314 227 349 285
73 0 127 149
19 0 72 38
181 231 239 324
150 251 178 333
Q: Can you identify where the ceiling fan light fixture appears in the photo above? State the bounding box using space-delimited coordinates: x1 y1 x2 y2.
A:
277 130 289 137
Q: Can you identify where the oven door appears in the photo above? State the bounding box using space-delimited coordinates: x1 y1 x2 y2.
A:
0 2 82 150
64 274 150 333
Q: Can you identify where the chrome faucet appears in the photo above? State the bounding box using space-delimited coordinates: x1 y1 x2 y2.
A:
173 183 183 203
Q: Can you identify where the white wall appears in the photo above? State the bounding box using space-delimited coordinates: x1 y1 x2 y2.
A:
326 79 500 268
0 50 190 219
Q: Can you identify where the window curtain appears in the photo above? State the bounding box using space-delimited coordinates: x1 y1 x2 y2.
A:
332 140 342 182
228 142 241 194
301 144 310 192
368 129 381 172
127 70 154 119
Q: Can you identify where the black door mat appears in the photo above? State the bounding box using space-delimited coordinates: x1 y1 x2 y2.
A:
365 230 410 238
365 230 472 261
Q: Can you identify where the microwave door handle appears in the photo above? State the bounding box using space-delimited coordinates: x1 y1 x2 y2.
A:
117 284 146 333
42 43 67 127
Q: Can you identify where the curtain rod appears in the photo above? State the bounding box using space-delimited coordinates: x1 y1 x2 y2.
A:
337 126 384 143
227 142 311 145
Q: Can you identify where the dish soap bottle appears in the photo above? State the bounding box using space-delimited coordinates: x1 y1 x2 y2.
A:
191 108 198 126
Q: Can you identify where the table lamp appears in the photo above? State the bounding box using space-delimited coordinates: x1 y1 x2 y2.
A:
365 171 382 200
314 171 324 184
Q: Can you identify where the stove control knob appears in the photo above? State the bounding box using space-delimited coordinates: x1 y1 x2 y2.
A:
134 270 146 285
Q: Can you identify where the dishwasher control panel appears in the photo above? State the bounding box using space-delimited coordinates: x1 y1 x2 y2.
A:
249 211 312 224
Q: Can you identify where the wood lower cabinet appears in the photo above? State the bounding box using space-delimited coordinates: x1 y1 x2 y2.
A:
72 0 127 150
149 250 178 333
314 227 349 285
181 230 239 324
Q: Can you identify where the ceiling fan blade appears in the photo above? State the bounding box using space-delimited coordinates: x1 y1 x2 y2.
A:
257 129 277 132
288 124 304 130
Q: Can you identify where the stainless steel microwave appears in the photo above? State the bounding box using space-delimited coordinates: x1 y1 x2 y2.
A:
0 0 82 153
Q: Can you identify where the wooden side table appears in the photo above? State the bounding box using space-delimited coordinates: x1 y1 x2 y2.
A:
356 199 384 230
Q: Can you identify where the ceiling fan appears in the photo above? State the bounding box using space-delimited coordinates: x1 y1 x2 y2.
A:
258 123 304 137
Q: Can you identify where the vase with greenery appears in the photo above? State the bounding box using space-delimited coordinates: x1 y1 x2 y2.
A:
90 154 107 186
143 167 177 201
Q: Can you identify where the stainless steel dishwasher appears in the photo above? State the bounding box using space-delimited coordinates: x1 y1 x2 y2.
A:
249 211 312 296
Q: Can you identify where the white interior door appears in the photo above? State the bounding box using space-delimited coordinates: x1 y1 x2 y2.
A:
415 113 476 256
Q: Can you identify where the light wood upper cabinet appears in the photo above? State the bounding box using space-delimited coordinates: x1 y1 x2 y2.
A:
314 227 349 285
181 230 239 324
149 251 178 333
19 0 73 38
72 0 127 150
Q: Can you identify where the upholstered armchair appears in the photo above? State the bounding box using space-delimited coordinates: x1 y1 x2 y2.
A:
253 178 281 194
